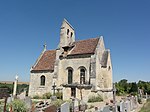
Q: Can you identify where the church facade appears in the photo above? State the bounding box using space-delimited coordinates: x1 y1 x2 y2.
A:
28 19 113 102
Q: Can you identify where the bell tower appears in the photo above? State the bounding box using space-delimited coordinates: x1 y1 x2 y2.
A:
59 19 75 48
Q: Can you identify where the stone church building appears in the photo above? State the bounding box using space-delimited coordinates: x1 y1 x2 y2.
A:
28 19 113 102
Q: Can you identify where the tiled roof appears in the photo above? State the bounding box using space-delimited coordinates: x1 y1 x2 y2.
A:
69 38 99 55
32 50 56 72
31 38 99 72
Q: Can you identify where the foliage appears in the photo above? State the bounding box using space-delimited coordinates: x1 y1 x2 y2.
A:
55 92 63 99
33 95 41 99
51 99 66 108
88 94 103 103
0 83 29 95
88 105 94 109
115 79 150 96
7 99 27 112
137 80 150 94
42 92 52 99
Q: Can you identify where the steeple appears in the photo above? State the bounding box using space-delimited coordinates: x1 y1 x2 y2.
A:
59 19 75 48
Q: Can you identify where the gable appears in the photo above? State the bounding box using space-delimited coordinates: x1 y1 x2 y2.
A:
31 50 56 72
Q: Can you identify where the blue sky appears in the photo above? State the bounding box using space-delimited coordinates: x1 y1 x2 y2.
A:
0 0 150 82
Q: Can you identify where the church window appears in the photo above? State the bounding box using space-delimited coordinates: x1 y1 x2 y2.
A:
68 69 73 84
71 32 73 37
67 29 69 35
80 69 85 84
40 75 45 86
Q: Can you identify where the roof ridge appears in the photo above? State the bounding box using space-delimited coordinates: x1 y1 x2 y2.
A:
75 37 100 43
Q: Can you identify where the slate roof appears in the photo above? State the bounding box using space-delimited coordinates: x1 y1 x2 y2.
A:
32 50 56 72
69 38 99 55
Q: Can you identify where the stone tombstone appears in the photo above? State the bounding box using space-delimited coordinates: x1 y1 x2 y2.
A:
119 102 123 112
61 102 70 112
125 101 130 112
146 93 148 100
44 105 57 112
7 96 12 104
74 99 79 112
18 91 26 100
130 98 134 111
51 96 57 101
102 106 110 112
24 97 32 109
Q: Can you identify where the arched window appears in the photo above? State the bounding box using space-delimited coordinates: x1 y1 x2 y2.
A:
71 32 73 37
80 69 85 84
40 75 45 86
67 29 69 35
68 69 73 84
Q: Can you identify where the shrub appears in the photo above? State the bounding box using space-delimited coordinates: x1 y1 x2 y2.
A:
51 99 66 107
55 92 63 99
33 95 40 99
7 99 27 112
42 92 52 99
88 95 103 103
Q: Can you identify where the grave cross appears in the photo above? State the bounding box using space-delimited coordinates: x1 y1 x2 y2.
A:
52 82 56 95
113 83 116 112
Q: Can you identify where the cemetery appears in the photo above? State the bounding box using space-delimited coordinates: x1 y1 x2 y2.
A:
0 76 150 112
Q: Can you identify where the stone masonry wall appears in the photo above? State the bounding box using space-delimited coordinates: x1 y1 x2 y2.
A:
28 72 54 97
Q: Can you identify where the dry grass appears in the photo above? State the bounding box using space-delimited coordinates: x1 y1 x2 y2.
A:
139 99 150 112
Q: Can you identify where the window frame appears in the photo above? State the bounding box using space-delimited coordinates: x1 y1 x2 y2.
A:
40 75 45 86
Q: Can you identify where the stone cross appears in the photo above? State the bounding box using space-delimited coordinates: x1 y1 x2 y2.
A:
113 83 116 112
13 75 18 96
52 82 56 95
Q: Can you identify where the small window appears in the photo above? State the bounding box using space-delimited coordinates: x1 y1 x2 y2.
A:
68 69 73 84
80 69 85 84
108 66 111 71
67 29 69 35
40 75 45 86
71 32 73 37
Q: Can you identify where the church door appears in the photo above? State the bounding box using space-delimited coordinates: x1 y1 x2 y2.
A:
71 88 76 97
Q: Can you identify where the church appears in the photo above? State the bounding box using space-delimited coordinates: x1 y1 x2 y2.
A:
28 19 113 102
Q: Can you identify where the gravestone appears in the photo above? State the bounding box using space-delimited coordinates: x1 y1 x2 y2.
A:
61 102 70 112
51 96 57 101
130 98 134 111
125 101 130 112
146 93 148 100
18 91 26 100
102 106 110 112
79 100 87 111
74 99 79 112
24 97 32 109
44 105 57 112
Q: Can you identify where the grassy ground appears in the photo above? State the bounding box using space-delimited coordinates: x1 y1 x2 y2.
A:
139 99 150 112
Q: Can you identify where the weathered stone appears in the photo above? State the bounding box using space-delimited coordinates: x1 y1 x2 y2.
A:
29 19 113 102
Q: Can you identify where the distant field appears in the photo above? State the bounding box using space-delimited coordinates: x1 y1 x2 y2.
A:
0 81 29 85
139 99 150 112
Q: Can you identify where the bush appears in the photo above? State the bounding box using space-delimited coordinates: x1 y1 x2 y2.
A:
55 92 63 99
88 95 103 103
7 99 27 112
42 92 52 99
51 99 66 107
33 95 41 99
